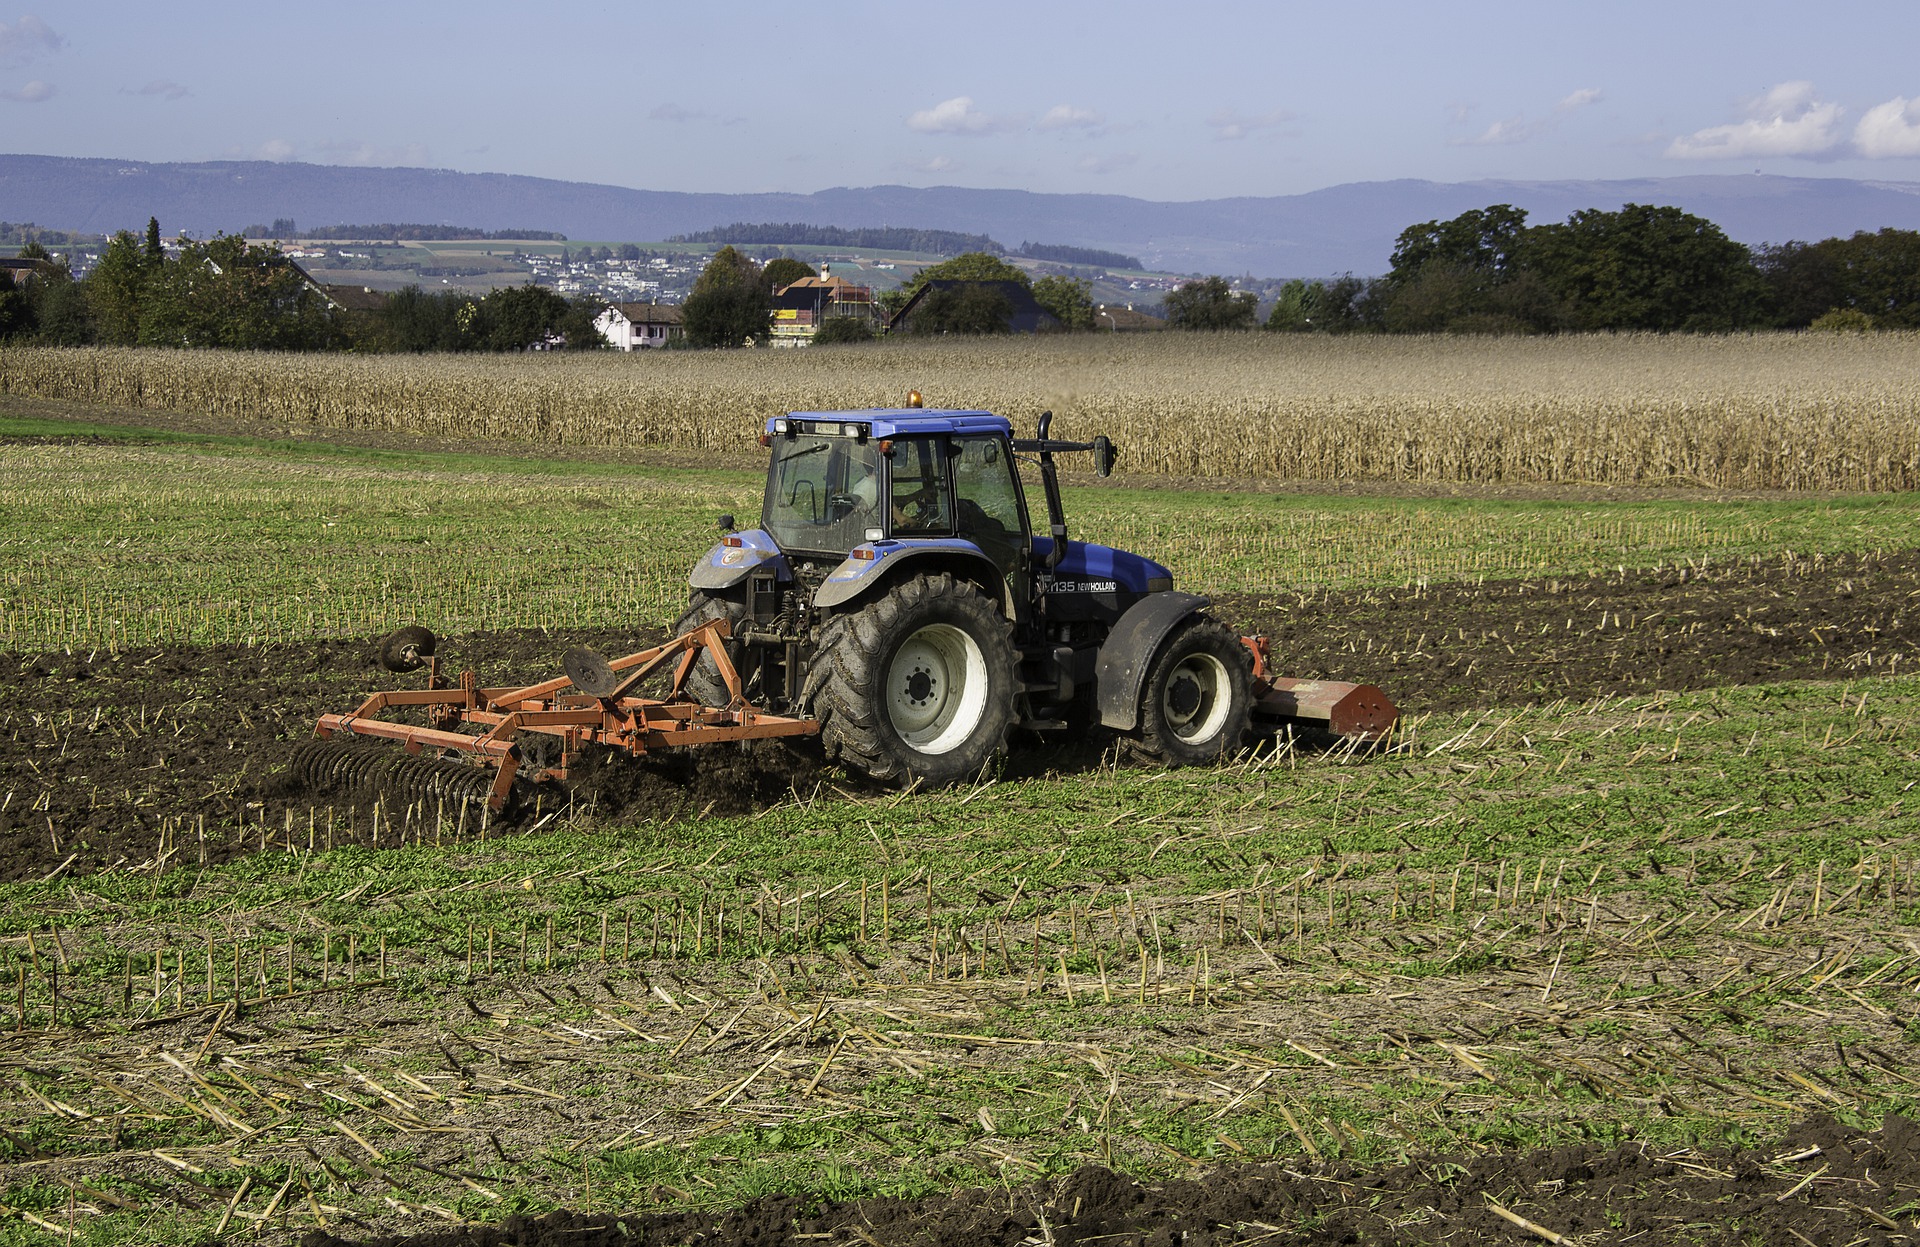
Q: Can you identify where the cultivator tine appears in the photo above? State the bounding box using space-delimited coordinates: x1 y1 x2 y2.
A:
290 738 514 812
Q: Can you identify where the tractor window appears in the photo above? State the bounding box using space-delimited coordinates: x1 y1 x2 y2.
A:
763 433 882 554
888 437 951 534
953 436 1028 569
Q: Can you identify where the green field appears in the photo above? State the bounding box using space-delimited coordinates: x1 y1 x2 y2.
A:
5 412 1917 652
0 394 1914 1244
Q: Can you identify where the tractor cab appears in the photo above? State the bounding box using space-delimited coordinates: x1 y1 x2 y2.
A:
759 410 1029 577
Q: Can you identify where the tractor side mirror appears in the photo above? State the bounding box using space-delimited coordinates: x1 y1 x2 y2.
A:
718 513 736 533
1093 436 1117 478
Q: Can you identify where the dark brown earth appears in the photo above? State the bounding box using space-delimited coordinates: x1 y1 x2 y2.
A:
4 548 1915 884
304 1111 1918 1247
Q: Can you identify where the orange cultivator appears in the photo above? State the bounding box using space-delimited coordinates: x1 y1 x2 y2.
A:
292 621 818 812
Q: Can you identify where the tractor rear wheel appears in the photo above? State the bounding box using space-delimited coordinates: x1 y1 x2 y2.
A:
672 590 755 706
1129 616 1253 766
807 573 1016 786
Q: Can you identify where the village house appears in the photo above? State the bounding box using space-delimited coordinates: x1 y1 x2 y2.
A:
596 301 685 350
885 279 1062 335
768 264 879 346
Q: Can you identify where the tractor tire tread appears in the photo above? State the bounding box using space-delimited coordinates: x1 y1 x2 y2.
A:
808 573 1015 787
1125 614 1255 768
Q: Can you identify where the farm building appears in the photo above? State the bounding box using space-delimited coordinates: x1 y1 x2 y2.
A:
769 266 879 346
0 256 61 285
317 284 390 313
1093 304 1167 332
596 301 685 350
886 279 1063 336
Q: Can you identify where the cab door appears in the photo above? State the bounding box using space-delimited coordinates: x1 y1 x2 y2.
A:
951 435 1031 582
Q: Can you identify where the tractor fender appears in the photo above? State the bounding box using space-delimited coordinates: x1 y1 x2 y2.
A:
1095 591 1213 731
814 540 1005 612
690 529 790 591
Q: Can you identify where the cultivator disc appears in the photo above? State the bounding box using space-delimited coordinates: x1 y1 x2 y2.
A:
298 620 819 815
289 738 512 812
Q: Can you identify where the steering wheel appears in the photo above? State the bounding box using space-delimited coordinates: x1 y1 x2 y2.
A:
827 492 860 520
893 485 940 526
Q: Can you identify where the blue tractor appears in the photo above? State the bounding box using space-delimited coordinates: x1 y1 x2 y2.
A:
674 400 1396 787
298 400 1395 812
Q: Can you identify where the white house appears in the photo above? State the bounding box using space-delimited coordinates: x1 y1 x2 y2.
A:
596 301 684 350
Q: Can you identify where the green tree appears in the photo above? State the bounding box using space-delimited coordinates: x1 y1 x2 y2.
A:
1031 274 1094 330
82 231 156 345
900 252 1029 299
1823 228 1920 328
1162 276 1258 330
812 316 876 345
472 283 571 351
1379 205 1565 333
902 283 1014 335
761 257 815 290
682 246 771 347
1264 279 1314 331
137 233 335 349
143 217 163 262
363 285 472 352
558 297 607 349
19 256 93 345
0 271 26 340
1522 204 1766 332
1389 205 1529 284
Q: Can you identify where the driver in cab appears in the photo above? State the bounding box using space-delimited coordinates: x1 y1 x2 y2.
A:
887 445 948 533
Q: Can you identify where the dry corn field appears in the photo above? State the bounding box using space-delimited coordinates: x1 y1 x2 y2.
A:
4 333 1918 489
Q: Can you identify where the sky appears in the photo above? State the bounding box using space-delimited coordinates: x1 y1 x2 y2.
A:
5 1 1920 201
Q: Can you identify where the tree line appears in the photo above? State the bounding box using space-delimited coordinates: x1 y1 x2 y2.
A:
671 223 1003 257
240 220 568 242
0 219 603 351
1014 241 1142 270
1164 203 1920 334
8 204 1916 351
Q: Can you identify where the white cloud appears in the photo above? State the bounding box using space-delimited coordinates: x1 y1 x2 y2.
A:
1038 104 1104 133
1206 108 1293 141
1 79 51 102
906 96 1019 135
256 138 296 161
1666 80 1845 159
1455 88 1600 146
1464 116 1529 146
0 15 62 66
1076 152 1137 175
312 139 430 168
919 155 955 173
1855 96 1920 159
127 79 189 100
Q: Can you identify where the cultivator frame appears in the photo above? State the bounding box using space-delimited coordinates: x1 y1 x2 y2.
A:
300 621 819 812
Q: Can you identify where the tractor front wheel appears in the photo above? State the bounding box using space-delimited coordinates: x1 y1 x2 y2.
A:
672 590 755 707
1130 616 1254 766
807 574 1016 787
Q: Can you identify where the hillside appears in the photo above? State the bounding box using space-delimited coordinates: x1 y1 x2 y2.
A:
5 154 1920 276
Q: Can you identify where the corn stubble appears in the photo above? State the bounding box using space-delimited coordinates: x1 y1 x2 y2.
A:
4 333 1916 490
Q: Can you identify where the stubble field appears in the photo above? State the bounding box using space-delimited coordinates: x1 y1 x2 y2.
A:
0 335 1916 1246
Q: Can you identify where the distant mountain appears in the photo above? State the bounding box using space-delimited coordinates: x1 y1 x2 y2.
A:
6 154 1920 278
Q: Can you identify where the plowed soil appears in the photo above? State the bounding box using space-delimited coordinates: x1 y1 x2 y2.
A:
3 548 1915 883
6 550 1919 1246
304 1111 1919 1247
